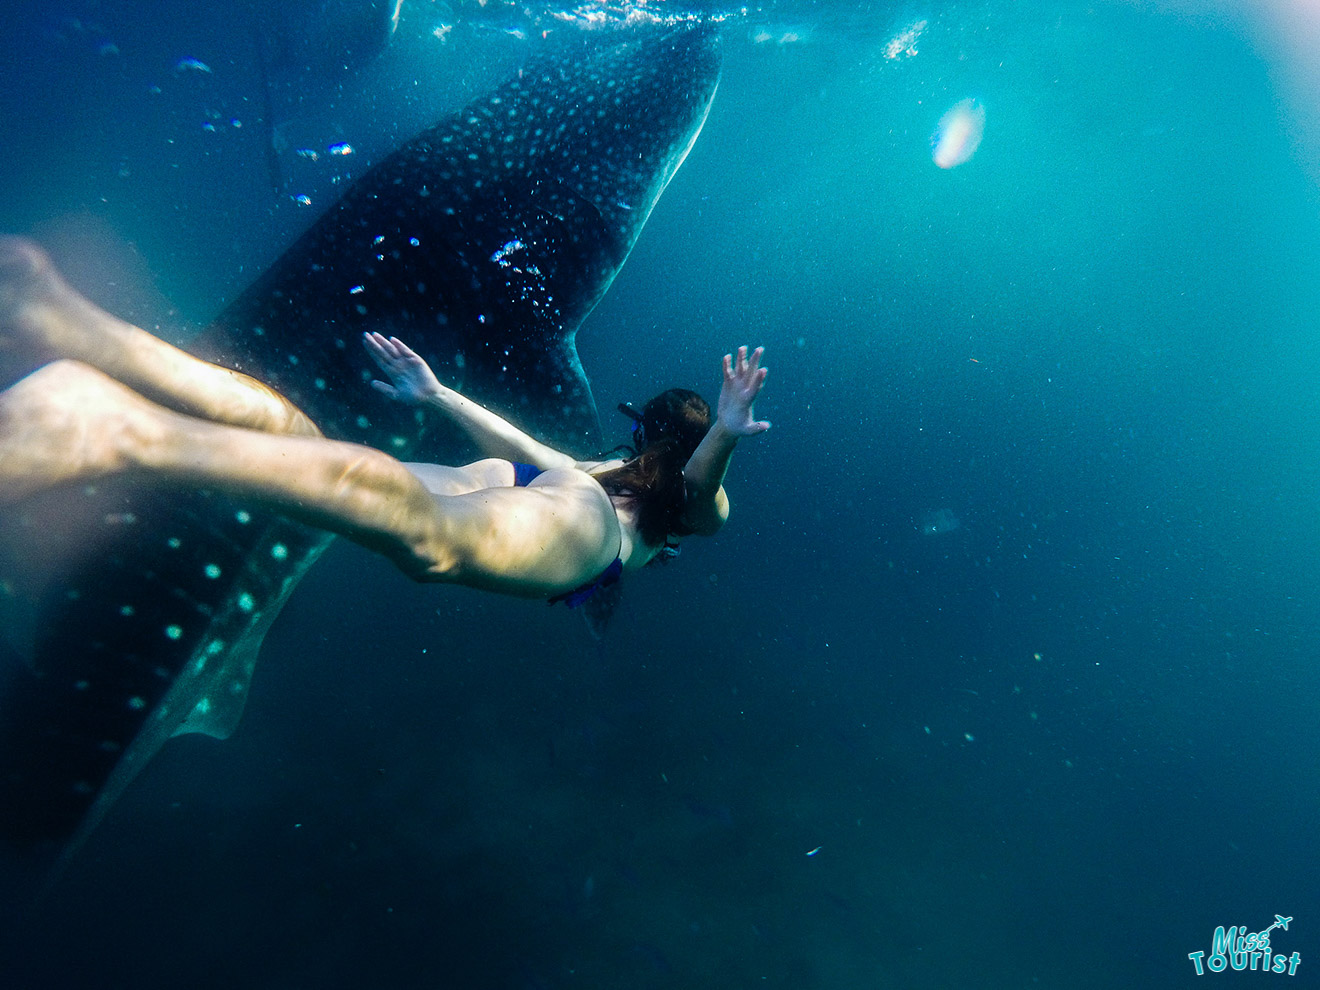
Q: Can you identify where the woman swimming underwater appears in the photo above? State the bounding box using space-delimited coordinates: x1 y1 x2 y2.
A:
0 239 768 605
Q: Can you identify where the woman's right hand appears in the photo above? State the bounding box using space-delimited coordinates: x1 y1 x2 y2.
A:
363 332 447 405
716 345 770 438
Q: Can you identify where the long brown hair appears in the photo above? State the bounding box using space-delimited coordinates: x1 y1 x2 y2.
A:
593 388 710 548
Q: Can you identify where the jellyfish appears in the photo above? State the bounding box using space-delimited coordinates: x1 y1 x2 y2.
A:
932 98 985 169
919 507 961 536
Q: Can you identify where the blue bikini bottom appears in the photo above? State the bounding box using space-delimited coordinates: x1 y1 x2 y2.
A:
510 462 623 608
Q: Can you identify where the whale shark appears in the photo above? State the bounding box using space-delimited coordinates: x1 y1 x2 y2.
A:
0 20 722 853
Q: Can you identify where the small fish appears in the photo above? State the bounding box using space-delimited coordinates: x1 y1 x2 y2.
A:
174 56 212 74
328 142 354 156
805 846 822 857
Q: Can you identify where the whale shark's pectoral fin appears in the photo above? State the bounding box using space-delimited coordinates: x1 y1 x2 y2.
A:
169 594 281 741
41 516 326 869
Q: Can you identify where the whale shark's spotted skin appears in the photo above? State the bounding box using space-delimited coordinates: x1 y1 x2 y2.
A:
213 21 721 449
0 21 721 849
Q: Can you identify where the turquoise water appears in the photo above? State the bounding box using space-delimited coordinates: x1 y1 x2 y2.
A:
1 2 1317 987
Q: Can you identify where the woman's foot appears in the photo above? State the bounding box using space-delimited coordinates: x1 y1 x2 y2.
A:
0 237 92 365
0 359 164 505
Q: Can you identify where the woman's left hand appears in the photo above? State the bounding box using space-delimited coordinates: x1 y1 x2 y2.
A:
363 332 446 405
717 345 770 437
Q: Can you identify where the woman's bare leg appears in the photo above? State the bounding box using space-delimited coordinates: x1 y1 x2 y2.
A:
402 458 520 496
0 361 620 597
0 237 318 438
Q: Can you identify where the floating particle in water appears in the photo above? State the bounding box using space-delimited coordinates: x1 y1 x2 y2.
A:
174 56 212 74
932 99 985 169
291 194 312 206
329 142 354 156
296 148 320 161
885 19 926 61
748 24 812 46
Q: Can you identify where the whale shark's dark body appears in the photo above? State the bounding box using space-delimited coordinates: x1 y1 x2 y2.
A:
0 21 721 852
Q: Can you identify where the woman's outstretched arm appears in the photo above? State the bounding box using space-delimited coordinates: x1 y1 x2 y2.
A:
363 332 577 470
681 345 770 537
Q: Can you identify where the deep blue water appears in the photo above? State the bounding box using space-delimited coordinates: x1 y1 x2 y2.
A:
2 1 1318 987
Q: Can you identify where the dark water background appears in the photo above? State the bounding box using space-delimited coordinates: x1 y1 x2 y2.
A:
2 1 1318 987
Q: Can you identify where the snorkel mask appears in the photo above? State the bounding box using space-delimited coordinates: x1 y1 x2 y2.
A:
617 402 646 450
618 390 710 456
